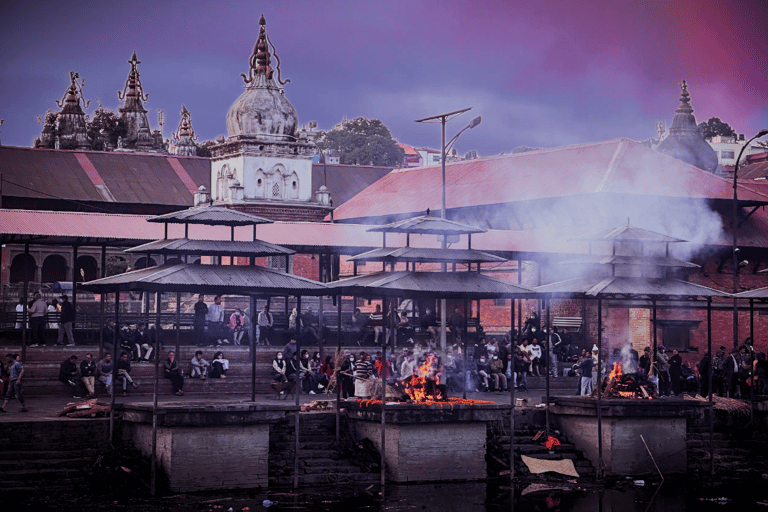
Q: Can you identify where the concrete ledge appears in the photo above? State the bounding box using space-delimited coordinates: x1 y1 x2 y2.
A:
120 401 298 426
344 399 508 424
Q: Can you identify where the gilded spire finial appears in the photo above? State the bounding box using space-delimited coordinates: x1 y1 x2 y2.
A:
172 104 198 141
240 14 291 86
118 51 149 103
55 71 90 111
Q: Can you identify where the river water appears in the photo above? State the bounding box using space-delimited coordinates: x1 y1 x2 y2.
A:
18 478 763 511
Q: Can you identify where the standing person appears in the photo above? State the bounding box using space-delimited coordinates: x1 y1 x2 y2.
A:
449 307 465 345
56 294 76 346
29 292 47 347
656 346 671 396
228 308 247 346
96 353 113 395
116 352 139 396
0 354 27 413
80 353 97 399
698 352 711 398
669 349 683 396
15 299 26 330
257 305 274 346
339 352 355 399
48 298 59 330
579 353 593 396
207 295 226 345
639 347 652 375
723 348 740 398
193 295 208 346
163 351 184 395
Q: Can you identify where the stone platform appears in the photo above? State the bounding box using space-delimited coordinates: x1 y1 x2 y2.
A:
120 401 297 492
550 396 710 476
344 400 508 483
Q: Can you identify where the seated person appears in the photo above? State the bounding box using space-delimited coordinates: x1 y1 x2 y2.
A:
190 350 209 379
475 354 490 392
299 350 322 394
116 352 139 396
272 351 287 383
80 353 98 399
102 320 116 354
397 313 414 340
349 308 370 344
299 308 323 344
59 354 84 398
135 323 154 362
443 352 463 392
163 351 184 395
210 351 229 378
119 324 139 361
96 353 113 395
488 353 508 392
420 309 439 343
286 352 299 384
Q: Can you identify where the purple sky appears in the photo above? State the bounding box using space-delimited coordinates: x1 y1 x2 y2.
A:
1 0 767 157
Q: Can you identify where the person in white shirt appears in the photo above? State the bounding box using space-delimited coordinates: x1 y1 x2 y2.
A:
257 305 274 346
190 350 210 379
206 295 226 345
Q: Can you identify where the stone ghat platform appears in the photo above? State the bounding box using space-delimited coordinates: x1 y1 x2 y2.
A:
550 396 711 477
120 401 298 492
344 399 510 483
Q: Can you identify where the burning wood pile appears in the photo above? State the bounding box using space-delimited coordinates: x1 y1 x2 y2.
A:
402 354 447 402
601 362 656 399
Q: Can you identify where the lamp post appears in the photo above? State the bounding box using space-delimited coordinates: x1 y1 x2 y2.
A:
415 109 482 349
731 128 768 348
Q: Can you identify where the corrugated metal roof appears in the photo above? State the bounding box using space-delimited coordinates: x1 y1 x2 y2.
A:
0 146 209 207
311 163 392 207
367 215 485 235
535 276 730 298
124 238 294 256
0 209 162 246
333 138 768 222
325 271 535 299
558 255 700 269
148 206 274 226
80 263 327 295
347 247 504 263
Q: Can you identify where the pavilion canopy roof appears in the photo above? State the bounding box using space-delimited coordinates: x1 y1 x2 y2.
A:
347 247 505 264
558 255 700 269
124 238 294 257
367 215 485 235
79 263 328 295
535 276 730 299
148 206 273 226
325 270 535 299
571 224 686 243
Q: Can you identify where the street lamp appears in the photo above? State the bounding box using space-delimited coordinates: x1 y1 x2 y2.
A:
414 108 481 220
415 108 482 350
731 128 768 348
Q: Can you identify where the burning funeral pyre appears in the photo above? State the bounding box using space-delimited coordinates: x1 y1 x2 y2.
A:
601 362 657 399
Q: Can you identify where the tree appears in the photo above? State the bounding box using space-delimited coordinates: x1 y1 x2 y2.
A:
86 106 125 151
698 117 736 140
196 140 218 157
316 117 404 167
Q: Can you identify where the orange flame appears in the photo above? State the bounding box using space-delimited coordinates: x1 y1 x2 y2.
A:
608 362 622 381
405 354 443 402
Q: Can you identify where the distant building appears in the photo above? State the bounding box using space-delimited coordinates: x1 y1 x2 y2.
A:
396 143 423 167
707 135 765 171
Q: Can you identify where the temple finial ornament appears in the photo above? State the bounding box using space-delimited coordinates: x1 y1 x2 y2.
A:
241 14 291 86
172 104 198 141
118 51 149 103
55 71 90 110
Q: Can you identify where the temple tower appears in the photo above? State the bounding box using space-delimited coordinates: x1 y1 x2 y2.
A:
656 80 718 173
172 105 198 156
117 52 165 152
35 72 90 150
209 15 329 221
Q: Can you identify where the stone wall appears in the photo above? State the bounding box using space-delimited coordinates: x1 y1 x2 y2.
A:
354 421 486 482
124 422 270 492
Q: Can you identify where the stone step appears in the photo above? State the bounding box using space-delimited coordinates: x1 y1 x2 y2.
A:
1 449 99 459
301 464 370 475
0 457 92 470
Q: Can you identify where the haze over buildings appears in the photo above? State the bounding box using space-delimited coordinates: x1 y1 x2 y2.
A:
1 0 767 156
